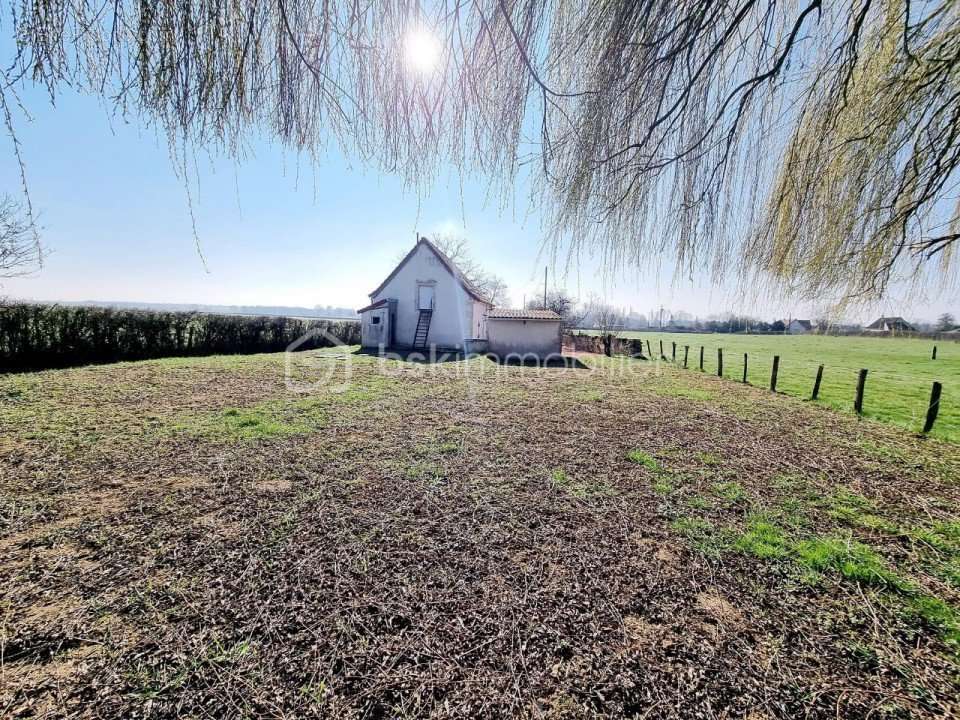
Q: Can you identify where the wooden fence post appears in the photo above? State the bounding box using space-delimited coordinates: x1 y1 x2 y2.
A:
671 342 676 362
770 356 780 392
659 339 665 360
700 346 704 371
646 339 652 358
923 382 942 433
932 345 937 360
683 346 689 369
812 364 824 400
717 348 723 377
854 369 868 414
742 353 748 383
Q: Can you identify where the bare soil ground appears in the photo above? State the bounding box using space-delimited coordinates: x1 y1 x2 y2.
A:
1 349 959 718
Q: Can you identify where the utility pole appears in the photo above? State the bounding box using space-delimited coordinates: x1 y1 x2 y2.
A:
543 266 548 308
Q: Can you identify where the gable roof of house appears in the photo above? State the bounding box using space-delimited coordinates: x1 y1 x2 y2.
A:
790 319 813 329
368 237 492 304
866 316 914 330
487 308 561 321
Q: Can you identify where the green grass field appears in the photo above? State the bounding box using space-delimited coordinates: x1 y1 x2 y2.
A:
590 332 960 442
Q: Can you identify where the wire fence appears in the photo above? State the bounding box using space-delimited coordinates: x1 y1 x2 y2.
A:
567 332 954 440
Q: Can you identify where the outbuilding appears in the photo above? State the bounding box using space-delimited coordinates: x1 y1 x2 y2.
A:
486 308 562 359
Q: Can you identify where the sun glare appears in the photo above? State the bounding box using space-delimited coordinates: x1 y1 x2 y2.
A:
404 28 441 75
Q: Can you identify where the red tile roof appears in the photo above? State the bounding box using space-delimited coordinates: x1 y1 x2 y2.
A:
487 308 561 320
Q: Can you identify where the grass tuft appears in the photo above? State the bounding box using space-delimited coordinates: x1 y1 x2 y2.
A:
825 488 899 533
696 451 722 466
712 481 746 503
912 521 960 554
652 478 673 495
734 516 790 559
626 449 660 471
671 516 727 556
909 596 960 650
793 535 909 590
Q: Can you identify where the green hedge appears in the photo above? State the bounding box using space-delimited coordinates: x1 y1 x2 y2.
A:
0 303 360 371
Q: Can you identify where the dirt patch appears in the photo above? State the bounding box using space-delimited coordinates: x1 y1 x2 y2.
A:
696 590 745 628
10 595 81 631
193 511 244 538
0 642 103 718
654 547 680 566
622 615 658 648
160 475 210 491
253 478 293 493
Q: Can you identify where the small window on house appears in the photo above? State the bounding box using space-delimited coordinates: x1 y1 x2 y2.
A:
372 316 381 325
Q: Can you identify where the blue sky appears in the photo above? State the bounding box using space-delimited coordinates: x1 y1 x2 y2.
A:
0 65 953 323
0 84 577 307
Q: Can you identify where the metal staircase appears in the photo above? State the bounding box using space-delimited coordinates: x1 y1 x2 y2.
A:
413 309 433 350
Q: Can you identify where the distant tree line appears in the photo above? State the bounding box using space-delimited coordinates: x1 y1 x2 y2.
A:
46 300 359 320
0 303 360 371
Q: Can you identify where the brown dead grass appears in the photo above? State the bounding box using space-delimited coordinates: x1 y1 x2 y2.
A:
0 349 958 718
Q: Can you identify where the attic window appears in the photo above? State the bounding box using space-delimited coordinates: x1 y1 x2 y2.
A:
372 316 381 325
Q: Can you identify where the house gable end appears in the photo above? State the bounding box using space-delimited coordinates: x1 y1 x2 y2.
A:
369 237 491 304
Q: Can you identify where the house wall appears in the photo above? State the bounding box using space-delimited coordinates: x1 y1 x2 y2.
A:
487 319 562 358
471 301 488 339
360 306 390 348
788 321 809 335
370 243 484 349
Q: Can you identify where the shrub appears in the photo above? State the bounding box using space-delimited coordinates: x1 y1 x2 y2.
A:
0 303 360 371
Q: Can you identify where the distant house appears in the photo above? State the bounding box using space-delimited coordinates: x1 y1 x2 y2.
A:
787 319 812 335
358 236 562 357
865 316 915 333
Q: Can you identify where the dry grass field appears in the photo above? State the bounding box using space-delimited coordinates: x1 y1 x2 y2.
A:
2 348 959 718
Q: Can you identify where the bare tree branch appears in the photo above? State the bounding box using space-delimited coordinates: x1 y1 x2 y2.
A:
0 194 42 279
432 233 510 305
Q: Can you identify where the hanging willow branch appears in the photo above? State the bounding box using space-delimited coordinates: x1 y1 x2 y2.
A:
3 0 958 302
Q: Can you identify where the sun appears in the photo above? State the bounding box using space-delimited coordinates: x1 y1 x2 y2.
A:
404 27 441 75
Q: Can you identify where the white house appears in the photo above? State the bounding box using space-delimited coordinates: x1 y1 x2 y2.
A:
865 316 915 333
359 237 492 352
358 236 563 358
787 319 813 334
